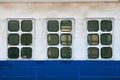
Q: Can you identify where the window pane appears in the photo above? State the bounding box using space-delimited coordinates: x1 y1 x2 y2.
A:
88 34 99 45
21 20 32 32
61 20 72 32
87 20 99 32
48 34 59 45
8 47 19 59
101 34 112 45
47 20 59 32
48 47 59 58
8 20 19 32
21 47 32 59
8 34 19 45
88 47 99 59
21 34 32 45
101 20 112 32
61 47 72 59
61 34 72 45
101 47 112 59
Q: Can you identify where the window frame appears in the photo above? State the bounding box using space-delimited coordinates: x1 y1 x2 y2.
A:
7 18 34 60
86 18 114 60
46 18 74 60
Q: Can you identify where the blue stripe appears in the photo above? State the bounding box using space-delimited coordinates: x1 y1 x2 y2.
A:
0 61 120 80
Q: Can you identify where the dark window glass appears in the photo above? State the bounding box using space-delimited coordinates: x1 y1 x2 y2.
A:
8 20 19 32
8 34 19 45
21 47 32 59
21 20 32 32
87 20 99 32
21 34 32 45
47 20 59 32
61 47 72 59
88 34 99 45
88 47 99 59
101 47 112 59
61 20 72 32
101 20 112 32
48 47 59 58
48 34 59 45
61 34 72 45
101 34 112 45
8 47 19 59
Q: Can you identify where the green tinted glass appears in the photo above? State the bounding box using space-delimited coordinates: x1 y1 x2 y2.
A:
21 34 32 45
8 20 19 32
88 20 99 32
48 47 59 58
8 47 19 59
8 34 19 45
48 34 59 45
61 47 72 59
21 47 32 59
21 20 32 32
101 47 112 59
88 47 99 59
48 20 59 32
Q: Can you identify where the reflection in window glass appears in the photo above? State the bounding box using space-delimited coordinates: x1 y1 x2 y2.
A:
21 47 32 59
88 47 99 59
101 34 112 45
61 20 72 32
87 20 99 32
48 34 59 45
8 20 19 32
61 34 72 45
21 34 32 45
48 20 59 32
8 34 19 45
8 47 19 59
48 47 59 58
88 34 99 45
101 47 112 59
21 20 32 32
61 47 72 59
101 20 112 32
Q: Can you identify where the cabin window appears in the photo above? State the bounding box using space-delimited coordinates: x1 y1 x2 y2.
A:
47 19 73 59
87 19 113 59
7 19 34 59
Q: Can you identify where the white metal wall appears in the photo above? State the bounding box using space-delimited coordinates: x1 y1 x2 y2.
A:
0 2 120 60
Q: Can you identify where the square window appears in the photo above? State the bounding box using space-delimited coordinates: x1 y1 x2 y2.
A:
101 47 112 59
61 20 72 32
8 34 19 45
8 47 19 59
48 47 59 58
47 20 59 32
8 20 19 32
61 47 72 59
101 34 112 45
88 34 99 45
21 20 32 32
21 47 32 59
101 20 112 32
21 34 32 45
48 34 59 45
61 34 72 45
87 20 99 32
88 47 99 59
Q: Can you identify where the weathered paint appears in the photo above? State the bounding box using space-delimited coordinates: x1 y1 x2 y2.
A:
0 2 119 60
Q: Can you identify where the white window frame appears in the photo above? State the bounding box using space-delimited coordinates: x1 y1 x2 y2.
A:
46 18 74 60
86 18 114 60
7 18 35 60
